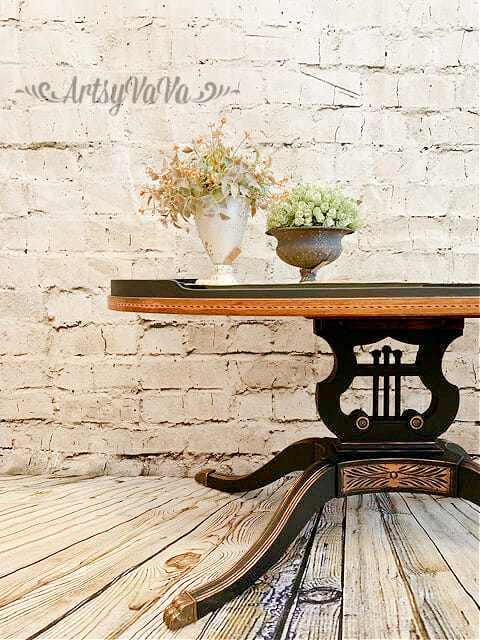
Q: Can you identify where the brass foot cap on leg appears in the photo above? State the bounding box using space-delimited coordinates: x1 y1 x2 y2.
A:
164 591 197 630
195 468 214 486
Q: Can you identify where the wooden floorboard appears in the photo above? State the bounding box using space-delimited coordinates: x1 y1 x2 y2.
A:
343 493 479 640
32 478 293 640
0 477 185 575
278 498 345 640
0 475 476 640
402 493 479 605
0 480 238 639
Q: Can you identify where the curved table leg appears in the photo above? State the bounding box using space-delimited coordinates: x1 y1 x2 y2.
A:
457 456 480 506
195 437 332 493
165 461 336 629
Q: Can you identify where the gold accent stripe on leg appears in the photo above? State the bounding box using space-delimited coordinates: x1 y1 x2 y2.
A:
198 463 331 600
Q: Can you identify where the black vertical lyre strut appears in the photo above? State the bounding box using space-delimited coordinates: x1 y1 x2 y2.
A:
372 349 380 418
371 346 404 419
393 349 402 417
382 345 390 417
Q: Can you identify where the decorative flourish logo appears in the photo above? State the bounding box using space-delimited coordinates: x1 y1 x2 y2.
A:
15 75 240 116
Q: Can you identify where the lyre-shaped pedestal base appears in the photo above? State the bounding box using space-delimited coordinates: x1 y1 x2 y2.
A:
164 318 479 630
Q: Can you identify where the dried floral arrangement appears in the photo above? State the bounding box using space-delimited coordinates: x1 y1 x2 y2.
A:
140 119 277 226
266 181 362 232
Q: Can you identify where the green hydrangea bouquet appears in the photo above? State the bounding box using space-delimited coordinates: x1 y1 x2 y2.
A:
266 182 362 232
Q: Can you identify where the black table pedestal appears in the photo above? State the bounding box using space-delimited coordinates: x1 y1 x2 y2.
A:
163 317 480 630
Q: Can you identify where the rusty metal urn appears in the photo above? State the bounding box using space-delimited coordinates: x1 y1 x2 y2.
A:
267 226 353 282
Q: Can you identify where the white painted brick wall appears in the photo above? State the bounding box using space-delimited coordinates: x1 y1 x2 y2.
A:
0 0 478 475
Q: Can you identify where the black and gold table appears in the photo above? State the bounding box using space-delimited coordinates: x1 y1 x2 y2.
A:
109 280 480 630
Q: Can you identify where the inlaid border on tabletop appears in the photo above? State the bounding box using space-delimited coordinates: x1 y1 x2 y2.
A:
108 295 480 318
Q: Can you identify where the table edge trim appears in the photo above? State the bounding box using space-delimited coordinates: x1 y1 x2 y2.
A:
107 295 480 317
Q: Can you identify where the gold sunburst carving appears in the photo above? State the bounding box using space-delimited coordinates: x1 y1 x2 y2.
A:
340 461 453 496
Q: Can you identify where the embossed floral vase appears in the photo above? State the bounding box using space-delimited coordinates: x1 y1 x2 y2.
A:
194 196 250 286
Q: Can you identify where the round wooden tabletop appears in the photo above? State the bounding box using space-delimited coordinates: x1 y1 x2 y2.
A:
108 281 480 318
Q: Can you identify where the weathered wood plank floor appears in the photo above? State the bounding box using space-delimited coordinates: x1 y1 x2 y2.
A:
0 474 478 640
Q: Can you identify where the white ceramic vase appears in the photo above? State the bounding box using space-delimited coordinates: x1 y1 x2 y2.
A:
194 195 250 285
